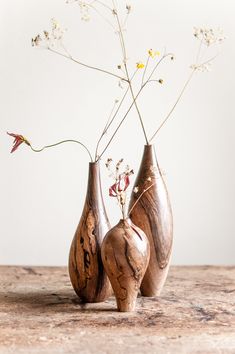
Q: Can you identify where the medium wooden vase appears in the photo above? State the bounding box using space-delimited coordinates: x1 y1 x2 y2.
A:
69 162 112 303
129 144 173 297
101 218 150 312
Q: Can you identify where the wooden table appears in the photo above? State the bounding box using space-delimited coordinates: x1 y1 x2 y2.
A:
0 266 234 353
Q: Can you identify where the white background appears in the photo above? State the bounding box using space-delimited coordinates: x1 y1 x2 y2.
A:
1 0 234 265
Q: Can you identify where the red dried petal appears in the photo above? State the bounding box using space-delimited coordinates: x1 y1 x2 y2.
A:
7 132 25 153
11 139 24 153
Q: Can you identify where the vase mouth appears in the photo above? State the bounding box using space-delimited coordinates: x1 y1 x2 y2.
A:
89 161 99 166
119 217 132 225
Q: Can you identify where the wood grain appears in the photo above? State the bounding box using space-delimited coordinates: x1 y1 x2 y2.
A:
101 218 150 311
69 162 112 302
0 266 234 354
129 144 173 296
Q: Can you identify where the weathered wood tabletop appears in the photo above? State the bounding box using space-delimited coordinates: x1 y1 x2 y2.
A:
0 266 234 354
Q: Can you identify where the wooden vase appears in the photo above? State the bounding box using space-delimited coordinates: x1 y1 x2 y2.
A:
129 144 173 296
101 218 150 312
69 162 112 303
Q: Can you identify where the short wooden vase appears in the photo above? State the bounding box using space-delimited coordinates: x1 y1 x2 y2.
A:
101 218 150 312
129 144 173 296
69 162 112 303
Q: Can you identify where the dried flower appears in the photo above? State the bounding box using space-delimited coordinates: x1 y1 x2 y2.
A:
133 186 139 193
158 79 164 84
106 159 134 219
105 158 113 169
31 35 42 47
116 158 124 171
109 174 130 197
32 19 66 49
126 4 132 14
7 132 30 153
78 2 90 21
190 63 212 72
193 27 225 46
148 49 160 58
136 62 145 69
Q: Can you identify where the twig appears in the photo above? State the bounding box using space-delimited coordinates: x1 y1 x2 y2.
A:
112 1 149 144
48 47 127 82
30 139 93 161
149 69 196 142
128 182 156 216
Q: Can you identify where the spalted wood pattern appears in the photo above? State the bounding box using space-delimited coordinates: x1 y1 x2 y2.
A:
0 266 234 354
101 219 150 312
129 145 173 296
69 162 112 302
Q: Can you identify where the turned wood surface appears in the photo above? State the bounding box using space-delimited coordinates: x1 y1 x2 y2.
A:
101 219 150 312
69 162 112 302
0 266 234 354
129 144 173 296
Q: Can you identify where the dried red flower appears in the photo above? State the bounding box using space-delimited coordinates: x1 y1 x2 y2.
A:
7 132 30 153
109 174 130 197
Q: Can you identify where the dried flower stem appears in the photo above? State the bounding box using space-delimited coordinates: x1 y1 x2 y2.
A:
144 52 174 85
149 40 220 141
98 85 145 160
88 3 116 30
128 182 156 216
149 69 196 142
141 55 150 86
30 139 93 161
112 1 149 145
95 69 138 161
95 98 121 161
48 47 127 82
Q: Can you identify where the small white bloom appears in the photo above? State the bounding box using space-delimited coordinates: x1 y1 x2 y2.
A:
193 27 225 46
190 62 212 72
133 186 139 194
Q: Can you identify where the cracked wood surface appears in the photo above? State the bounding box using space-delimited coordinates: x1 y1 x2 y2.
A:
0 266 234 354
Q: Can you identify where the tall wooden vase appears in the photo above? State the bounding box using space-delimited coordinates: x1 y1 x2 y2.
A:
69 162 112 303
129 145 173 296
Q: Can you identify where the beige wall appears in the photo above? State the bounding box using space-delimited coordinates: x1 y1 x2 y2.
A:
1 0 234 265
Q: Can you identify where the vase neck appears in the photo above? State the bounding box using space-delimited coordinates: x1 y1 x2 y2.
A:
119 218 132 228
86 162 103 203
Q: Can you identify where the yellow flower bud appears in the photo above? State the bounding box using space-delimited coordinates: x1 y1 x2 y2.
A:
136 62 145 69
148 49 160 58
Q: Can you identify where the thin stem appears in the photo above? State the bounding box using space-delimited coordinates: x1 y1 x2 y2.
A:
195 38 203 64
92 0 113 11
127 72 149 144
141 55 150 87
48 47 127 82
98 83 146 160
95 69 139 161
97 52 175 157
112 1 149 144
95 99 119 161
149 69 196 142
145 53 174 85
30 139 93 161
88 3 116 31
121 203 126 219
128 182 156 216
